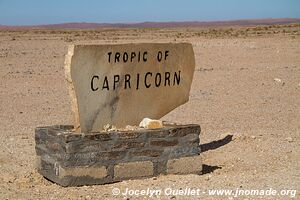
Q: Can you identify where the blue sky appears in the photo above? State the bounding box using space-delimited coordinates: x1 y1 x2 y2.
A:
0 0 299 25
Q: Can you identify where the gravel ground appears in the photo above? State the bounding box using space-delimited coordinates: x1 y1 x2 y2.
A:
0 26 299 199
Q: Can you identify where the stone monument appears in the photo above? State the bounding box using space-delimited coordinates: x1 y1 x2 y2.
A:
35 43 202 186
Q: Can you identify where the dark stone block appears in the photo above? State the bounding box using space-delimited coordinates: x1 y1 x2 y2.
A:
112 141 146 150
153 160 168 175
169 126 200 137
149 139 179 147
60 151 128 167
129 149 164 158
65 140 114 154
179 133 200 145
167 146 201 159
113 131 144 139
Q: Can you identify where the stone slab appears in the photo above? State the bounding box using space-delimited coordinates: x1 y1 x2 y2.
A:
114 161 153 180
58 165 107 179
35 124 202 186
167 155 202 174
64 43 195 132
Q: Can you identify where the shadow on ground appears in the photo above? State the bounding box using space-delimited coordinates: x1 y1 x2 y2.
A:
200 135 233 174
200 135 233 152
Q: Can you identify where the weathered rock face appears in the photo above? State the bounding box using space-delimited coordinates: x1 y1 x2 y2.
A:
65 43 195 132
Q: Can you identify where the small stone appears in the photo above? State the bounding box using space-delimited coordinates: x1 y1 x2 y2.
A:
250 135 256 139
139 118 163 129
103 124 117 132
125 125 139 131
274 78 285 86
110 126 117 131
274 78 281 83
285 137 293 143
103 124 110 131
204 174 212 181
85 195 91 200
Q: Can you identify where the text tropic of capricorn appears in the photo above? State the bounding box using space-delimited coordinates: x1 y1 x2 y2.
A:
91 50 181 91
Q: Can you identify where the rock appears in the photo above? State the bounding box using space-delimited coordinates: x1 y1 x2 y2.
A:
139 118 163 129
285 137 293 143
103 124 117 132
125 125 139 131
204 174 212 181
64 43 195 132
274 78 281 82
85 195 91 200
274 78 285 86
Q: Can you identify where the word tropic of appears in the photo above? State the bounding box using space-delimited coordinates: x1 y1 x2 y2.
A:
107 50 169 63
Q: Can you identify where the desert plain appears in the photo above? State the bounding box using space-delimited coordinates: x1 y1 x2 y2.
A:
0 24 299 199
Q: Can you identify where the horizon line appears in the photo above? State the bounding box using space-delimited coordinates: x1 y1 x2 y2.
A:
1 17 299 28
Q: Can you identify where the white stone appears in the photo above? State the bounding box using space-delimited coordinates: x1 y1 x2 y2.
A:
139 118 163 129
102 124 117 131
65 43 195 132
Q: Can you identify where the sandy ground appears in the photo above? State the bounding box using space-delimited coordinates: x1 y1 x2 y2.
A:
0 26 299 199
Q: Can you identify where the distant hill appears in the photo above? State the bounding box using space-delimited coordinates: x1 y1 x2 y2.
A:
1 18 300 30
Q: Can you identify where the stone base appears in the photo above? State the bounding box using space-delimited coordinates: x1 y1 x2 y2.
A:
35 124 202 186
